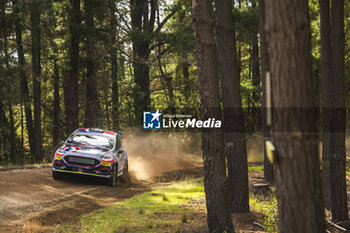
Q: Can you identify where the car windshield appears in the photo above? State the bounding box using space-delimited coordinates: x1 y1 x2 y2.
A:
66 134 114 149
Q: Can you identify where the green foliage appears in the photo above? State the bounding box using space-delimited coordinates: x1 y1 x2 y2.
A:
250 193 279 232
248 165 264 173
77 178 205 233
233 1 259 41
263 196 279 232
0 0 350 164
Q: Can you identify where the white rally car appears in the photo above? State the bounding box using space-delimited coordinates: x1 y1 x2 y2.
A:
52 128 128 186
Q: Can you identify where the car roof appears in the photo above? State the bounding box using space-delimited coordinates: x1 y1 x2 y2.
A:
73 128 123 137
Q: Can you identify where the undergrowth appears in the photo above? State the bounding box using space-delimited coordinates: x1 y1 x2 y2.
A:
250 193 278 232
78 178 205 233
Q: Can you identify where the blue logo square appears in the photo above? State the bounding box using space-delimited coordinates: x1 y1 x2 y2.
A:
143 110 161 129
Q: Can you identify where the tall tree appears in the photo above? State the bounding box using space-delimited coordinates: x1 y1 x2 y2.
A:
130 0 155 119
52 57 60 147
265 0 325 232
251 1 260 132
157 47 176 113
237 0 242 76
130 0 178 120
8 105 17 161
319 0 331 210
109 0 119 129
192 0 234 232
1 0 18 161
329 0 348 223
13 0 36 160
65 0 80 134
258 0 274 182
215 0 249 213
30 0 43 161
182 55 190 99
51 4 61 148
174 3 192 101
84 0 99 127
0 99 11 161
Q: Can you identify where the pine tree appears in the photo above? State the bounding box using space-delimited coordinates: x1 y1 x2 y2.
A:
192 0 235 231
265 0 325 231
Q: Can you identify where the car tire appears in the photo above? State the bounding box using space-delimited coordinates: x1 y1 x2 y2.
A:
106 164 117 187
120 162 131 184
52 170 61 180
120 173 131 184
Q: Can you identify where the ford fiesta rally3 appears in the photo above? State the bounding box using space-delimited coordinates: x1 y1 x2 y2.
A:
52 128 128 186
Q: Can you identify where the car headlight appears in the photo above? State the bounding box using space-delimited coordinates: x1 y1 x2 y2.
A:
56 149 65 154
55 149 65 160
101 154 113 160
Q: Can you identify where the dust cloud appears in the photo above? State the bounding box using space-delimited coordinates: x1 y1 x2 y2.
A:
123 129 201 180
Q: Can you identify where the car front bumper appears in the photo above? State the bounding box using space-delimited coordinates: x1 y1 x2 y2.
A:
52 167 111 178
52 159 112 178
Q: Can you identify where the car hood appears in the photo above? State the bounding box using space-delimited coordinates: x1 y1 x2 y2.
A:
59 145 110 159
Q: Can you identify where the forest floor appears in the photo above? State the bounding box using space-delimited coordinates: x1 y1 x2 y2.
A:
0 133 349 233
0 161 349 233
0 161 272 233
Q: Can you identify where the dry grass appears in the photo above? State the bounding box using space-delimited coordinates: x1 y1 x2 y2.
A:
23 218 41 233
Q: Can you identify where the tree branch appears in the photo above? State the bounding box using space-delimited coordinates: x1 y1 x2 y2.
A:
153 5 179 33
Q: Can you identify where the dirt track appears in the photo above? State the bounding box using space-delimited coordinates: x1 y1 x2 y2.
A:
0 133 203 232
0 165 203 233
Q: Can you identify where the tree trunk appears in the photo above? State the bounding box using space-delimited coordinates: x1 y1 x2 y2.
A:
178 10 191 100
132 46 150 118
215 0 249 214
157 52 175 113
65 0 80 134
53 58 60 147
258 0 274 182
192 0 234 232
251 1 261 132
8 104 17 162
182 57 190 99
130 0 152 120
0 99 11 161
265 0 325 232
130 0 176 119
84 0 99 128
329 0 348 223
20 102 24 157
1 0 17 161
13 0 36 159
109 0 119 129
319 0 331 210
30 0 43 162
237 0 242 76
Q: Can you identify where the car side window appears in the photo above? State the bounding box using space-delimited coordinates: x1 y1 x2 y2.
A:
115 135 122 150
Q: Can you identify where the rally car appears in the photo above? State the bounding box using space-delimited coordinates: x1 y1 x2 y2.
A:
52 128 128 186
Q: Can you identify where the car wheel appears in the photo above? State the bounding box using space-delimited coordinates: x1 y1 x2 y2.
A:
106 164 117 187
52 170 61 180
120 162 131 184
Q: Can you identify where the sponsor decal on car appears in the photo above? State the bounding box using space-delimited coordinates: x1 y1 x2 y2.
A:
55 152 63 160
102 162 112 166
62 146 80 152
